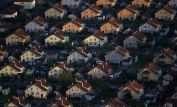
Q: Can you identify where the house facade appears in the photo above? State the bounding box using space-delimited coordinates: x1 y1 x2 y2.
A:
25 79 52 98
14 0 35 9
45 3 67 19
96 0 117 7
45 30 69 46
66 80 92 98
131 0 151 8
100 18 123 34
61 0 81 8
123 31 147 49
67 46 92 63
105 46 132 65
84 30 108 47
6 29 30 45
25 16 48 33
169 0 177 7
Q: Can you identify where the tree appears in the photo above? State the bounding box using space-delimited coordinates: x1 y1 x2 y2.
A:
58 70 73 83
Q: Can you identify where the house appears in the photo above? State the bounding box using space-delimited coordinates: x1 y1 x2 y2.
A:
100 18 123 34
0 47 8 62
45 3 67 19
67 46 92 63
155 5 176 21
6 29 30 45
88 61 112 79
117 5 139 21
61 0 81 8
14 0 35 9
20 45 45 62
25 16 48 33
105 46 132 65
45 30 69 46
118 80 144 100
96 0 117 7
84 30 108 47
5 96 31 107
169 0 177 7
25 78 52 98
131 0 151 8
66 80 92 98
139 18 161 33
137 63 162 81
81 4 102 20
62 18 85 33
104 97 125 107
163 72 174 86
1 85 10 95
0 60 25 76
153 48 177 65
48 61 73 78
0 9 18 18
48 97 72 107
123 31 147 49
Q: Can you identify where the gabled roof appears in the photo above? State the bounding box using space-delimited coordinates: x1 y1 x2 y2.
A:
105 97 124 107
68 80 92 92
14 0 34 2
147 18 160 28
161 48 176 59
95 61 112 74
52 3 65 13
115 46 129 56
33 16 46 26
142 63 160 74
55 61 70 71
12 28 28 39
163 5 176 14
28 45 44 57
34 78 49 91
108 18 121 28
76 46 89 57
92 30 105 40
52 97 72 107
9 60 24 72
66 18 84 28
131 31 146 41
87 4 102 14
53 30 65 40
10 96 28 106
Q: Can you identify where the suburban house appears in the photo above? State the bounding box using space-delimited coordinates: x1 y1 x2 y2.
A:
48 97 72 107
62 18 85 33
5 96 31 107
20 45 45 62
118 81 144 100
14 0 35 9
45 3 67 19
0 60 25 76
6 28 30 45
66 80 92 98
81 4 102 20
0 9 18 18
104 97 125 107
67 46 92 63
131 0 151 8
48 61 73 78
153 48 177 65
0 47 8 62
25 16 48 33
96 0 117 7
100 18 123 34
88 61 112 79
117 5 139 21
155 5 176 21
169 0 177 7
123 31 147 49
61 0 81 8
25 78 52 98
137 63 162 81
45 30 69 46
105 46 132 65
139 18 161 33
84 30 108 47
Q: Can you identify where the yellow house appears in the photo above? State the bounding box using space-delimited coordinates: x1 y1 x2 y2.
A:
131 0 151 8
100 18 123 34
45 3 67 19
0 60 25 76
96 0 117 7
6 29 30 45
45 30 69 46
155 6 176 21
62 18 85 33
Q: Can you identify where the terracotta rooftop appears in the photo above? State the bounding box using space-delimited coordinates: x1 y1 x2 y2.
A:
95 61 112 74
132 31 146 41
10 96 28 106
52 3 65 13
33 16 46 26
115 46 129 56
34 78 49 91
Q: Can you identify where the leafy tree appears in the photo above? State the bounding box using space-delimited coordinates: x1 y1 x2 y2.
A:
58 70 73 83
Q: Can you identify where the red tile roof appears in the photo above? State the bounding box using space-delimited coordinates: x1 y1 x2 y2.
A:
10 96 28 106
34 78 49 91
76 46 89 57
143 63 160 74
92 30 105 40
132 31 146 41
54 97 72 107
53 30 65 40
33 16 46 26
96 61 112 74
105 97 124 107
162 48 176 59
53 3 65 13
13 28 28 39
122 81 143 94
147 18 160 28
56 61 70 71
115 46 129 56
9 60 23 72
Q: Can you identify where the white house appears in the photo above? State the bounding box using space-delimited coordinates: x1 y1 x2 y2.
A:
169 0 177 7
66 80 92 98
67 46 92 63
88 61 112 79
61 0 81 8
124 31 147 49
14 0 36 9
84 30 108 47
48 61 73 78
25 79 52 98
45 30 69 46
25 16 48 33
139 18 161 33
